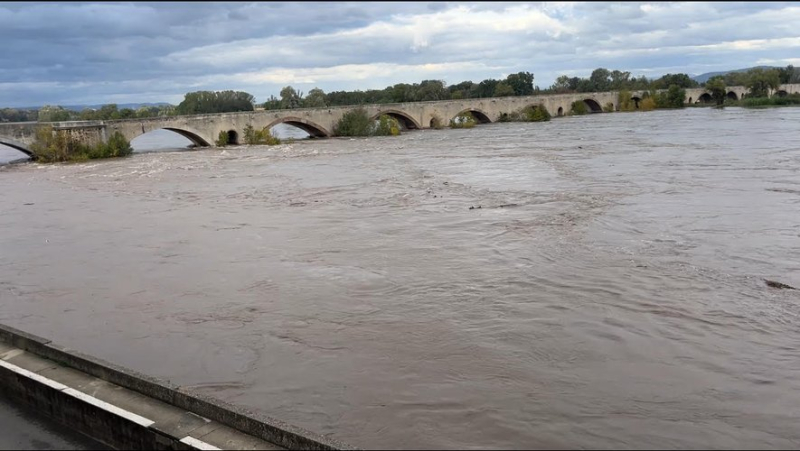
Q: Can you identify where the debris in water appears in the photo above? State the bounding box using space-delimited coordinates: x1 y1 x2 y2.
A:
765 279 795 290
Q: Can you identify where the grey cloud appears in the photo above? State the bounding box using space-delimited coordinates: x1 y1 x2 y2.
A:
1 2 798 107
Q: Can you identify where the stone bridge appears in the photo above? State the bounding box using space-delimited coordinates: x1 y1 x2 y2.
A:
2 84 798 157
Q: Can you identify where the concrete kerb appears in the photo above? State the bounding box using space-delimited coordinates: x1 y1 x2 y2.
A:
0 323 356 450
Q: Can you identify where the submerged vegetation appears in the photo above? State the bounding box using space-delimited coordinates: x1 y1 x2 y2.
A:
31 126 133 163
243 124 282 145
332 108 402 137
726 93 800 108
449 112 478 128
498 105 551 122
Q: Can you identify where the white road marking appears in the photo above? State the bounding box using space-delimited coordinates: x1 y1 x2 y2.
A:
63 388 155 427
0 358 68 391
180 436 222 450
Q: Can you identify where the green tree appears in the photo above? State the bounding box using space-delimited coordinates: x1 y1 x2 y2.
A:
706 77 727 106
662 84 686 108
589 68 611 92
652 73 698 89
415 80 449 101
505 71 534 96
303 88 327 108
279 86 303 109
746 68 781 98
448 81 475 100
609 70 632 90
550 75 572 93
494 82 515 97
176 91 254 115
79 108 97 121
97 104 119 120
473 79 499 98
262 95 281 110
37 105 71 122
333 108 373 136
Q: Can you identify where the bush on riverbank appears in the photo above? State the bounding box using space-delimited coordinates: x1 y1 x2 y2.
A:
639 97 657 111
726 94 800 108
617 90 636 112
31 126 133 163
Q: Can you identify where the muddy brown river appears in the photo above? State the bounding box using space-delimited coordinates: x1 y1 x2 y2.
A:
1 108 799 449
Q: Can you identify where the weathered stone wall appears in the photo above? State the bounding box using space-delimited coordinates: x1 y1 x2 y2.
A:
2 84 798 154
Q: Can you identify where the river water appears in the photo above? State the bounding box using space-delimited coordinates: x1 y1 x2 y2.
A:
1 108 799 449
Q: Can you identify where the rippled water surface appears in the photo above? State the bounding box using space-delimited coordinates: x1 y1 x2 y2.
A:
1 108 799 449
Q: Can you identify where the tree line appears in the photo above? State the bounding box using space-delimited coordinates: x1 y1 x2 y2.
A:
3 65 798 123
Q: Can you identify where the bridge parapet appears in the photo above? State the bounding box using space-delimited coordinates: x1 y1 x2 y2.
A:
3 84 797 156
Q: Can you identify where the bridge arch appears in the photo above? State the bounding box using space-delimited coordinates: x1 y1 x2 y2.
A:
0 137 33 157
582 99 603 113
697 93 712 103
226 130 239 145
454 108 492 124
557 107 564 117
370 109 421 130
265 117 329 138
726 91 738 101
776 90 788 97
160 127 212 147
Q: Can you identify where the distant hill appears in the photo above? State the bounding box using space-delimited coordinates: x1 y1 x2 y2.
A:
691 66 778 84
61 102 173 112
13 102 173 111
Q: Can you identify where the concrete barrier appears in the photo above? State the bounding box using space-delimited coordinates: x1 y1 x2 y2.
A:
0 323 355 450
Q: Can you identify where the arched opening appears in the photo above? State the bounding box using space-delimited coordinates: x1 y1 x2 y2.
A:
557 107 564 117
226 130 238 145
632 96 642 109
0 140 33 164
265 117 329 138
130 128 210 154
688 97 693 104
454 109 492 124
726 91 738 101
583 99 603 113
697 93 713 103
370 110 421 130
776 90 788 97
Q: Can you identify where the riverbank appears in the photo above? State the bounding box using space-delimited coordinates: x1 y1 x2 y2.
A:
0 323 353 450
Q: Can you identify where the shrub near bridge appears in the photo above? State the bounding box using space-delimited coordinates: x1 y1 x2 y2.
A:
374 115 401 136
449 111 478 128
333 108 374 137
31 126 132 163
333 108 402 137
243 124 282 145
570 100 589 115
498 105 551 122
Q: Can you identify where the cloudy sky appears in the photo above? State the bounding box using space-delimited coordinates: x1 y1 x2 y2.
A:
1 1 799 108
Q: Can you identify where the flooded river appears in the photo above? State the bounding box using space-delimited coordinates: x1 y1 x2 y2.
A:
1 108 799 449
